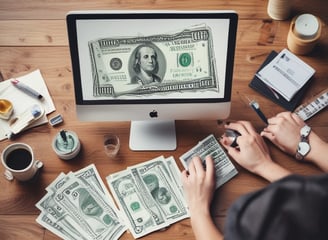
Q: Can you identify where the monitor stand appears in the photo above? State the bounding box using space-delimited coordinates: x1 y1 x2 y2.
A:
129 120 177 151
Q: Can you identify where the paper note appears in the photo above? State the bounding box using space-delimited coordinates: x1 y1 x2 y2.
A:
0 69 55 140
256 49 315 101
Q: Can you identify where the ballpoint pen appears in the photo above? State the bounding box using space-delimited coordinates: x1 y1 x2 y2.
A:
246 97 268 124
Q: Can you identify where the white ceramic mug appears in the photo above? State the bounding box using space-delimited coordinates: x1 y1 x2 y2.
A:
1 143 43 181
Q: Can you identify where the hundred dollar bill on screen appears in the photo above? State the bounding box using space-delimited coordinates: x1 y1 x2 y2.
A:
88 24 218 97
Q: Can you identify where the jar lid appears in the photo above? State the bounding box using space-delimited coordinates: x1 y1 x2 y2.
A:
294 14 319 39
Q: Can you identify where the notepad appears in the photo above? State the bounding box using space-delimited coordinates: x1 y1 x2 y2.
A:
249 51 311 111
256 49 315 101
0 69 56 140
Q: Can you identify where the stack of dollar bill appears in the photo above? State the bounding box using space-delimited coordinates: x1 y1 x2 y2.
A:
36 135 237 239
35 164 127 240
179 134 238 189
106 156 189 239
35 157 189 239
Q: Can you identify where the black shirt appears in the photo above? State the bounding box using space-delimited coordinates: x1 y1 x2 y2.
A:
224 174 328 240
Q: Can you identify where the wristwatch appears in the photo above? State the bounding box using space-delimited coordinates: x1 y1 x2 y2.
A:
295 125 311 161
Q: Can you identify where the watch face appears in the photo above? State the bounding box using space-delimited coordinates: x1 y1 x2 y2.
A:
300 125 311 137
298 142 311 156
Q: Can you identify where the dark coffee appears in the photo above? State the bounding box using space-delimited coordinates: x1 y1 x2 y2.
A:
6 149 32 170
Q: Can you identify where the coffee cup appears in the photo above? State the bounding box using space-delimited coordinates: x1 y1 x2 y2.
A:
1 143 43 181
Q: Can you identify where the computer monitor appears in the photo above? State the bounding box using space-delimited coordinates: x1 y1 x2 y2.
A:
66 10 238 151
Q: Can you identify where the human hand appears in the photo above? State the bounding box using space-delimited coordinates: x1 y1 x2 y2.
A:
260 112 305 155
220 121 273 175
181 156 215 217
261 112 328 171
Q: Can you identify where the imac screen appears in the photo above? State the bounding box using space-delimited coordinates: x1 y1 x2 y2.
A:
67 11 238 150
67 11 237 104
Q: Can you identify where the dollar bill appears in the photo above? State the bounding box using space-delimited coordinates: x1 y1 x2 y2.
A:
36 214 81 240
45 172 70 193
180 134 238 188
36 210 89 240
106 156 189 238
36 165 126 240
36 160 188 239
53 177 125 240
36 173 89 239
74 164 118 207
107 169 168 239
165 156 186 201
129 156 189 224
88 24 219 97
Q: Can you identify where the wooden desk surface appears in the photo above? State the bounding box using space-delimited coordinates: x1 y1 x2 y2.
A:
0 0 327 239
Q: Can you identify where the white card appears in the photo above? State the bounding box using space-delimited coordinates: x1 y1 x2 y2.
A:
256 49 315 101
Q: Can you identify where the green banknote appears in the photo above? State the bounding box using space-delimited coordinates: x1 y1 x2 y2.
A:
36 165 126 240
107 169 167 239
180 134 238 189
54 178 125 240
107 156 189 238
88 24 219 97
129 156 189 224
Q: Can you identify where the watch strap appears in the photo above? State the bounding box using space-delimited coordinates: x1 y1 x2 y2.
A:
295 125 311 161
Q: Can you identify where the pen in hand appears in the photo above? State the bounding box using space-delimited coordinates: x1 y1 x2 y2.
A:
11 79 44 100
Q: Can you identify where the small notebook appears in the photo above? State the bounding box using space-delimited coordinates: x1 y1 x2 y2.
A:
249 51 311 111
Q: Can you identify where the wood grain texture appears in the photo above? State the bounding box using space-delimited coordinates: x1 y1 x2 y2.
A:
0 215 44 240
0 0 327 239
